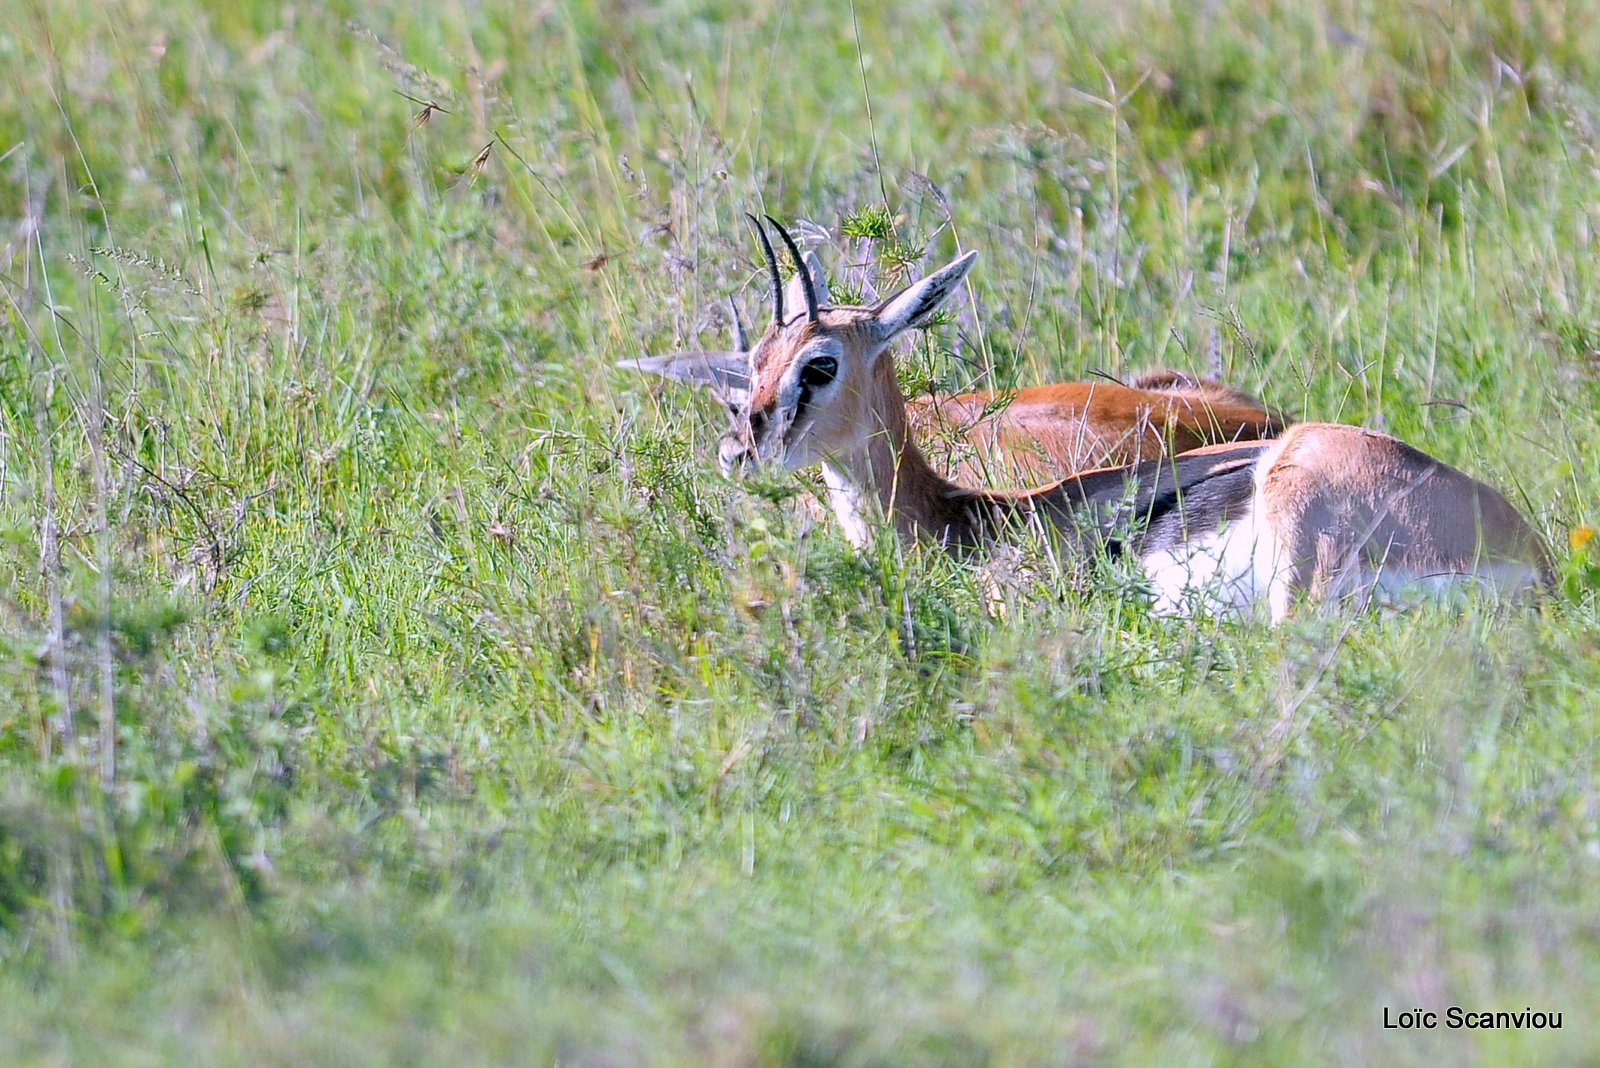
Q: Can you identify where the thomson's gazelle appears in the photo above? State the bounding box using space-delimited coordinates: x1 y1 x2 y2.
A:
623 245 1281 489
713 215 1550 620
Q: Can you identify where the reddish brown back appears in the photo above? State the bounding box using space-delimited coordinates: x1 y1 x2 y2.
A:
906 378 1282 487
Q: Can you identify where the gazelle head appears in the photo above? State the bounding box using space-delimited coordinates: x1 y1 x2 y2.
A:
716 214 977 475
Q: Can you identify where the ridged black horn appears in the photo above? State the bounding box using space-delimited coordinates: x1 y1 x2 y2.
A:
745 213 783 326
765 215 819 323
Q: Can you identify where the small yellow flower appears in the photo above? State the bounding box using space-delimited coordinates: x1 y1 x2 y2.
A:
1572 525 1597 551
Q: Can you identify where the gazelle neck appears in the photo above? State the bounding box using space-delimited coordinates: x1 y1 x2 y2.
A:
820 359 990 548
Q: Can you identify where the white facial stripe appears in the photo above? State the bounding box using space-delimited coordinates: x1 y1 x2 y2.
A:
775 342 841 413
746 336 850 468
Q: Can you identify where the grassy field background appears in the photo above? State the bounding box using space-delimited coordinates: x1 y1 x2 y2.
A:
4 0 1600 1063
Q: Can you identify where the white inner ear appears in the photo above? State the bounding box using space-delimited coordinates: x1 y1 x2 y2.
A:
874 250 978 339
783 249 831 312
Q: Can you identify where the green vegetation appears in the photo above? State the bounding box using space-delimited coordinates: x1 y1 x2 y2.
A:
3 0 1599 1062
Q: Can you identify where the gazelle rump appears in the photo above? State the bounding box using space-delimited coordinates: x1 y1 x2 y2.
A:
622 249 1281 489
717 216 1551 620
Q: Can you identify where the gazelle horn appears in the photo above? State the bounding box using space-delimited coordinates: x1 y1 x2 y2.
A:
745 213 783 326
766 215 819 323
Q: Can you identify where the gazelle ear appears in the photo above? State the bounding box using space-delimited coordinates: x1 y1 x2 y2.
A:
871 250 977 341
783 248 830 314
617 352 751 406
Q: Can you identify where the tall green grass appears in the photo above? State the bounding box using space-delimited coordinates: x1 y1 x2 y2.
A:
1 0 1598 1063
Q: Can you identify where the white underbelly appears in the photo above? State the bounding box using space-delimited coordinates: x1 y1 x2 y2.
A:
1138 507 1286 619
1139 512 1544 621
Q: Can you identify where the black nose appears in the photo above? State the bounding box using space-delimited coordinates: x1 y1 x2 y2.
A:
747 408 770 440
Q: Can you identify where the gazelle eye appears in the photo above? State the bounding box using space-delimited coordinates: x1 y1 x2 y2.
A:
799 355 838 390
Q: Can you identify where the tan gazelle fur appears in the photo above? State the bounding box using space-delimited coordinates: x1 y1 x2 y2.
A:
715 215 1551 620
623 251 1282 489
